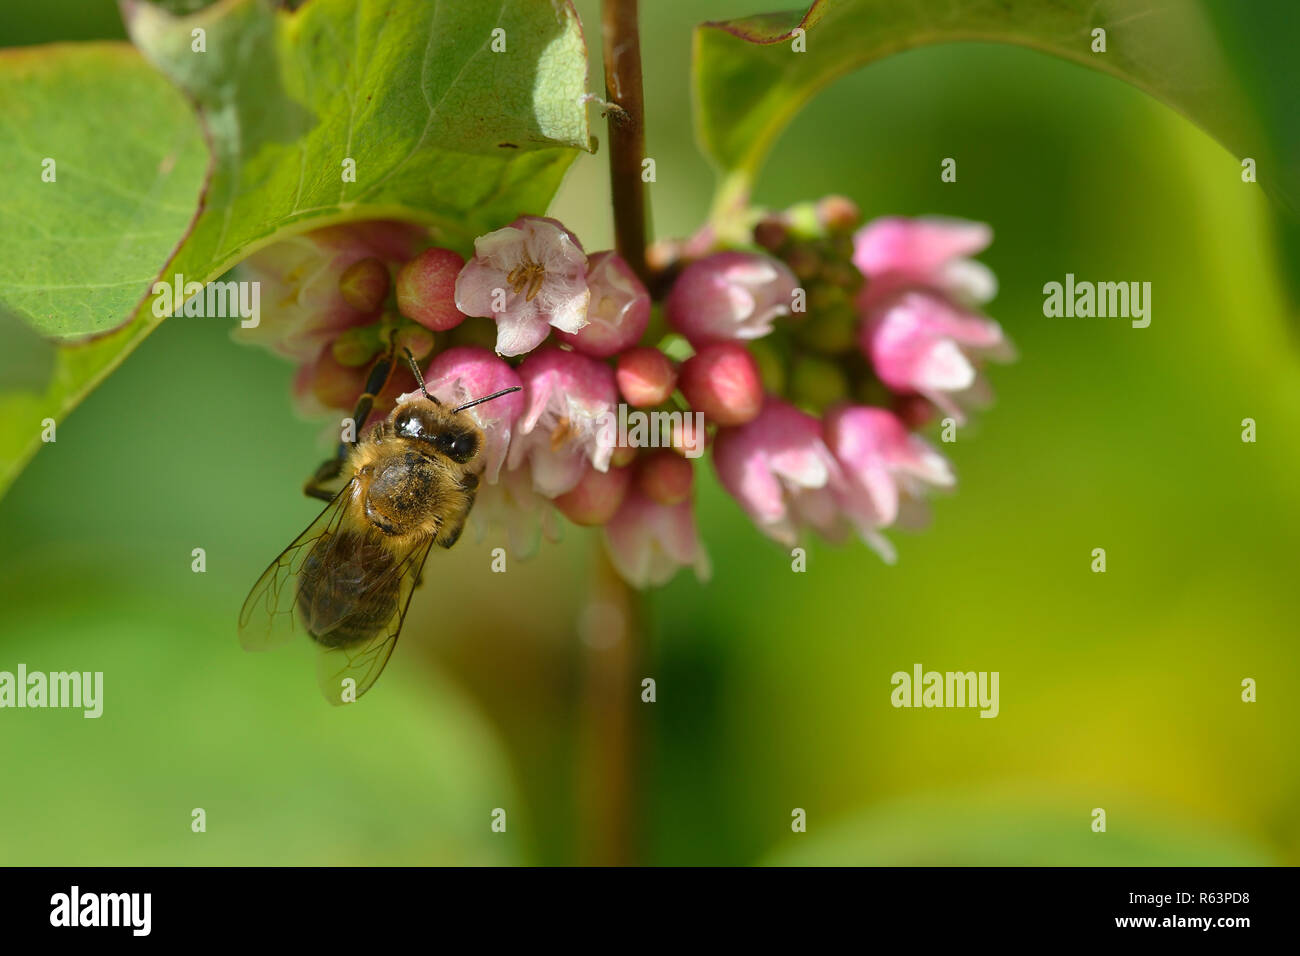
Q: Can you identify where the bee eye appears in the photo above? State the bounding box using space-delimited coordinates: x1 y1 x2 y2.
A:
395 412 423 438
441 432 478 463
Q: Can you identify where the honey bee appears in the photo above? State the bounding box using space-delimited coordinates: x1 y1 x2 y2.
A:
239 348 520 705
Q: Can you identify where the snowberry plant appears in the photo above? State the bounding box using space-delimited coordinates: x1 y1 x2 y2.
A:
0 0 1284 586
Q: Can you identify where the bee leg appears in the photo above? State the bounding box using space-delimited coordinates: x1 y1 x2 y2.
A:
302 344 398 501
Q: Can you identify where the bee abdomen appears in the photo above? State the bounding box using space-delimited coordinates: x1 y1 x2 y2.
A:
296 531 400 648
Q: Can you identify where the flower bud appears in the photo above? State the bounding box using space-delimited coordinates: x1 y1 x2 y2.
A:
892 392 939 428
665 251 797 347
783 201 822 240
307 348 367 412
393 323 435 362
338 257 390 313
554 251 650 358
789 354 849 411
753 215 789 252
784 245 821 282
554 463 632 526
678 341 764 426
616 346 677 407
816 195 861 234
638 450 694 505
331 324 384 367
396 247 467 331
610 444 640 468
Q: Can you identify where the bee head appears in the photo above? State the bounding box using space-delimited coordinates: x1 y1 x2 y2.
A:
391 347 521 465
391 400 481 464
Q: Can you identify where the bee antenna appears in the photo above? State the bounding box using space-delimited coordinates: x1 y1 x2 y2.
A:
452 386 523 414
403 347 435 403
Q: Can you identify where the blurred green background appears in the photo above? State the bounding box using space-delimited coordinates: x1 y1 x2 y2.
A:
0 0 1296 865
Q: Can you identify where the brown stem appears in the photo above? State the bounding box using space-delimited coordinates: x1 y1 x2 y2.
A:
601 0 650 285
576 543 643 865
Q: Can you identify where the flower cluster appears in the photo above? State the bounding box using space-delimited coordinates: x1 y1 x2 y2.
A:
237 201 1011 587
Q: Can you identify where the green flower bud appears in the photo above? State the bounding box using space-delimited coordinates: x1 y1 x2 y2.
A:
338 257 391 313
331 324 384 367
789 354 849 411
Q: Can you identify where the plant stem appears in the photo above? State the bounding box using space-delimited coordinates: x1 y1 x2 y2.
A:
577 544 642 865
601 0 650 284
572 0 651 866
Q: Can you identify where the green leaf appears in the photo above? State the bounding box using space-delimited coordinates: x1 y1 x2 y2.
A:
0 0 591 498
694 0 1292 219
0 42 209 339
122 0 592 268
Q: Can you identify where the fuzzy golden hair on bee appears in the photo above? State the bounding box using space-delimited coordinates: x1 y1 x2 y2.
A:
345 394 486 549
239 347 522 705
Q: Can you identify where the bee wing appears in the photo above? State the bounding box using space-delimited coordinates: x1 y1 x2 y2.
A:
238 482 356 652
314 535 435 706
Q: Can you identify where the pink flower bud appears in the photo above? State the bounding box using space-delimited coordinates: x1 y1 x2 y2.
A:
860 289 1012 423
396 247 467 331
678 342 763 426
616 346 677 407
853 216 997 308
665 251 797 346
638 450 693 505
824 404 954 561
554 463 632 526
554 251 649 358
713 398 849 546
816 195 861 234
338 257 390 313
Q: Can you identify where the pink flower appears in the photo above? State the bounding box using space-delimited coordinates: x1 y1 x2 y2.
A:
454 215 589 356
469 463 562 558
823 404 954 562
507 348 618 497
853 216 997 309
861 290 1012 421
401 346 523 483
853 217 1012 421
554 251 650 358
604 489 711 587
712 398 849 546
236 221 423 362
665 251 797 346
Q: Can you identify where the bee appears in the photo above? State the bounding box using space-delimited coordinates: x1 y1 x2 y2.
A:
239 347 520 705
